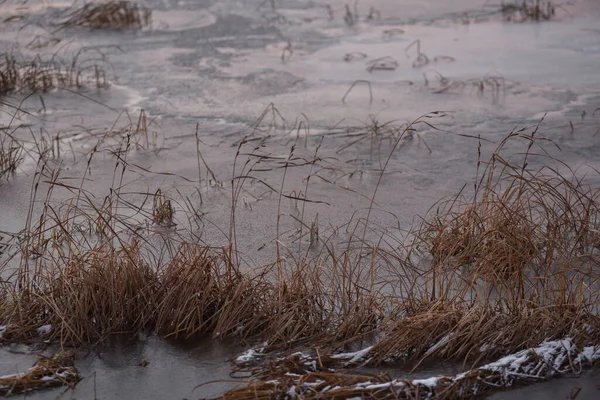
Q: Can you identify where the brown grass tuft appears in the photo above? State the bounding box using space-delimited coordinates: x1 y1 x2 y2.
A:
500 0 556 22
155 245 243 338
0 51 109 97
60 1 151 30
0 114 599 398
2 241 156 345
420 134 600 306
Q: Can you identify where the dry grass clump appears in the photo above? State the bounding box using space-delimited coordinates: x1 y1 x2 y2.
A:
0 351 80 396
500 0 556 22
421 133 600 295
155 247 382 345
0 185 382 347
2 241 156 345
2 240 246 345
0 52 109 96
152 189 174 225
60 1 151 30
229 304 599 375
155 245 246 338
368 304 599 365
1 235 380 346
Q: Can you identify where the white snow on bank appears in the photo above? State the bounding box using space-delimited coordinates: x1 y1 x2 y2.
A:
0 324 55 339
425 333 454 356
331 346 373 364
37 324 53 336
265 337 600 398
575 345 600 364
412 377 441 388
235 342 268 364
0 366 78 392
476 338 578 376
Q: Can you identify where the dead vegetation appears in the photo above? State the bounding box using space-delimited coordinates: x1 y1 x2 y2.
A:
405 40 456 69
366 57 399 73
343 52 367 62
422 127 600 287
0 50 109 97
323 2 380 26
0 351 80 396
59 1 151 30
423 70 507 102
500 0 556 22
210 123 600 397
153 189 174 225
0 109 599 399
0 128 23 180
220 337 599 399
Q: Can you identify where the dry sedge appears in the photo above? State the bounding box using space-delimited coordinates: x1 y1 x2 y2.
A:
0 51 109 97
0 129 23 179
0 114 599 399
500 0 556 22
60 1 151 30
153 189 174 225
213 130 600 397
423 71 506 103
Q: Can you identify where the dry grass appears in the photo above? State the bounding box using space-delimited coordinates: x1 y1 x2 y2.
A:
405 40 455 69
0 51 109 97
500 1 556 22
60 1 151 30
0 351 80 396
155 245 245 339
0 113 599 398
421 132 600 301
152 189 174 225
423 71 506 103
0 128 23 179
213 128 600 397
2 241 156 345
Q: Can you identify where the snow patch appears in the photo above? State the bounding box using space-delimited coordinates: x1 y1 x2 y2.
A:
574 346 600 364
37 324 53 336
235 342 267 364
425 333 454 356
412 377 441 388
331 346 373 364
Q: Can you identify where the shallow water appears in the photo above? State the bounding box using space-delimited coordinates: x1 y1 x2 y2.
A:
1 0 600 398
0 337 241 399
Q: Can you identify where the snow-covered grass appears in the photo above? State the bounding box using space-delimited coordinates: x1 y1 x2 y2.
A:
36 324 53 336
330 345 373 365
222 338 600 399
0 351 79 396
235 342 268 365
